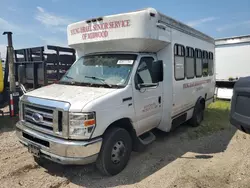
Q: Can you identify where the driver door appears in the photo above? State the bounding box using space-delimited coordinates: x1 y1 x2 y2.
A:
133 56 163 135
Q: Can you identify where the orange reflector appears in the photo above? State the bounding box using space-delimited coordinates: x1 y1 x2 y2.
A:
84 119 95 127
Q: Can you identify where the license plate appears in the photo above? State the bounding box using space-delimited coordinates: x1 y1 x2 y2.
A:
28 144 40 157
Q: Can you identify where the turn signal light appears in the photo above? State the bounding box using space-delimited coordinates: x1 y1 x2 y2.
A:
84 119 95 127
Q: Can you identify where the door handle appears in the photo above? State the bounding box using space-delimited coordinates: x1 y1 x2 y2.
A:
158 96 161 104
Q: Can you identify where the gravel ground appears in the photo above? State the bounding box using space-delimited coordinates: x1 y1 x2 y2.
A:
0 107 250 188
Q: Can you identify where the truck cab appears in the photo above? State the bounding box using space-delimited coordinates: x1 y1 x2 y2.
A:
16 8 215 175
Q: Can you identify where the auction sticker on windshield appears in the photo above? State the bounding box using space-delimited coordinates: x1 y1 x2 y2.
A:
117 60 134 65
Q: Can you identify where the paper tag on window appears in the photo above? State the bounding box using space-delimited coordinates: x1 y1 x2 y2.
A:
117 60 134 65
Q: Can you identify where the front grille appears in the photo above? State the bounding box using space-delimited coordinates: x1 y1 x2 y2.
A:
23 104 63 134
26 119 53 131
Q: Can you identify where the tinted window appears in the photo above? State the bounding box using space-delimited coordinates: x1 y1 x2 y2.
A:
202 51 208 76
208 52 214 75
186 47 195 79
195 49 202 77
174 44 185 80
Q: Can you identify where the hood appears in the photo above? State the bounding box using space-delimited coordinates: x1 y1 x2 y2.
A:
25 84 116 111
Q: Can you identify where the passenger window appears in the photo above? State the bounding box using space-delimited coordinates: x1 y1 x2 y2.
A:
195 49 202 77
186 47 195 79
136 57 154 84
174 44 185 80
202 51 208 76
208 52 214 75
174 45 178 55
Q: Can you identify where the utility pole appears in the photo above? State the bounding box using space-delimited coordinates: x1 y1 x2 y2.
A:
3 32 16 92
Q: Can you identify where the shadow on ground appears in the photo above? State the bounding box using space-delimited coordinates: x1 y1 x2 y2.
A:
0 117 18 133
38 105 237 188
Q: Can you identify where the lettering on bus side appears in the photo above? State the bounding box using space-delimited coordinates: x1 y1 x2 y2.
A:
70 19 131 40
183 79 211 89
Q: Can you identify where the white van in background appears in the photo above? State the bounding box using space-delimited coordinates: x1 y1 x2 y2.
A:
16 8 215 175
215 35 250 99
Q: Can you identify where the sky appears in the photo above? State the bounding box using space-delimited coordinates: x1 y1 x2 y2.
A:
0 0 250 58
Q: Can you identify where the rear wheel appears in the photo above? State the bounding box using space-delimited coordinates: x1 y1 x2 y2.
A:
96 127 132 176
190 100 204 127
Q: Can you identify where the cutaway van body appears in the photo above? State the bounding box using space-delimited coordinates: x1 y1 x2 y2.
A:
215 35 250 99
16 8 215 175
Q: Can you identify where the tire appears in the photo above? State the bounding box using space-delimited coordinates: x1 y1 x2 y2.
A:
190 100 204 127
96 127 132 176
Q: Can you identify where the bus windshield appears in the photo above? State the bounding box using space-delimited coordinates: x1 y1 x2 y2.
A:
59 54 137 88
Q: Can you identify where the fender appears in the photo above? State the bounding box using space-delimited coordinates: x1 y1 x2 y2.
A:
101 117 145 152
196 96 205 110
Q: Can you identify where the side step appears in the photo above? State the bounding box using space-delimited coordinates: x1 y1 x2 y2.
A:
138 131 156 145
132 131 156 152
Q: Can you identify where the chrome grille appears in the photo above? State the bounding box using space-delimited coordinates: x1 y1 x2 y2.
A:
20 96 70 139
24 104 54 131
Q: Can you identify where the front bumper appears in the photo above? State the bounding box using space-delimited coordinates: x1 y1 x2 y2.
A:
16 121 102 165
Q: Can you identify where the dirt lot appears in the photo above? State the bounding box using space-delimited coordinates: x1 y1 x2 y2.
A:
1 101 250 188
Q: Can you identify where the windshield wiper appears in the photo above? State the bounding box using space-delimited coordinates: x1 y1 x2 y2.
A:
65 75 73 79
59 80 91 87
85 76 112 88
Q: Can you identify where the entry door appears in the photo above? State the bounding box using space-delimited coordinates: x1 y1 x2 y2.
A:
133 56 163 134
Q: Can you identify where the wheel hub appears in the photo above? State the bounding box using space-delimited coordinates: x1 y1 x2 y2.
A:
111 141 125 164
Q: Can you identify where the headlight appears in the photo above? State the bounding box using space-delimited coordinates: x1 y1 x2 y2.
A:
69 112 96 139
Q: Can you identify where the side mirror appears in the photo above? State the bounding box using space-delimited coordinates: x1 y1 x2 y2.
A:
152 60 163 83
18 65 26 85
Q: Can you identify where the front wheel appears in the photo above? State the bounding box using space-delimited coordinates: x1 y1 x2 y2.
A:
96 127 132 176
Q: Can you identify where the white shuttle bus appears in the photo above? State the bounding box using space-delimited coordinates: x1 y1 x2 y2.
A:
16 8 215 175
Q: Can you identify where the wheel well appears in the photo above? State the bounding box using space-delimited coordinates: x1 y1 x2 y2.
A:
104 118 137 144
200 97 205 110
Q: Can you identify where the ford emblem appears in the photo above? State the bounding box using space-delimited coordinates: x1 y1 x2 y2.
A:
32 113 43 123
